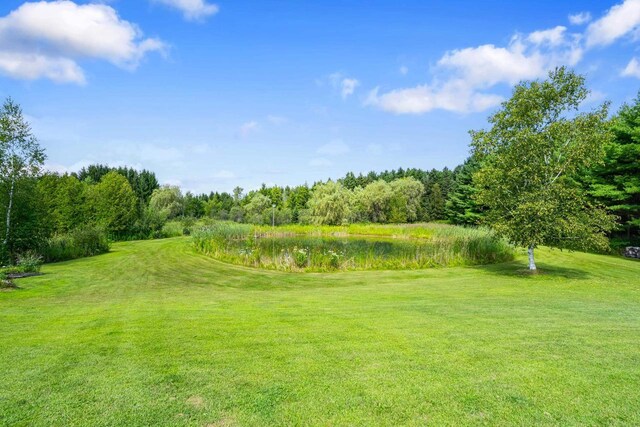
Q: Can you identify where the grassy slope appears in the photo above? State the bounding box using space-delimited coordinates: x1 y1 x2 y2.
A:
1 238 639 426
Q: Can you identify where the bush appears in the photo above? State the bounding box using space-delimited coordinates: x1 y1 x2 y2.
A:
293 247 309 268
42 226 110 262
16 251 43 273
161 221 184 238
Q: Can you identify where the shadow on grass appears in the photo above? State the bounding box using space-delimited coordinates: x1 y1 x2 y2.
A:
473 260 591 280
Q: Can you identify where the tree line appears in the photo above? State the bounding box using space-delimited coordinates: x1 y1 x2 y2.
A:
0 67 638 266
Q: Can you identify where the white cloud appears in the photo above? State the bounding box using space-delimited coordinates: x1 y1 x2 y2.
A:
527 26 568 46
317 139 350 156
152 0 219 21
309 158 333 168
239 121 259 137
0 52 85 84
0 1 165 84
622 57 640 77
368 23 583 114
341 78 359 98
326 72 359 98
585 89 607 104
586 0 640 47
366 81 504 114
569 12 592 25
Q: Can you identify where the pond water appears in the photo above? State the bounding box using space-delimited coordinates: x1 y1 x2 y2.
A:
216 234 499 270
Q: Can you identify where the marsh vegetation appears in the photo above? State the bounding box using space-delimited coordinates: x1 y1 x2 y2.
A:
192 222 514 271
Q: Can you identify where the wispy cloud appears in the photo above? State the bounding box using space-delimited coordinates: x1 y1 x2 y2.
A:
151 0 219 22
239 121 259 137
325 72 360 98
340 78 360 98
267 115 288 125
569 12 592 25
622 57 640 78
585 0 640 47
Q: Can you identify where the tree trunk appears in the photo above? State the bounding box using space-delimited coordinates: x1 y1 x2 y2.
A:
3 177 15 248
528 244 537 271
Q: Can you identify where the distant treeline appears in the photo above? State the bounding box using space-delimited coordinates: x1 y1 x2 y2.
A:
0 89 638 263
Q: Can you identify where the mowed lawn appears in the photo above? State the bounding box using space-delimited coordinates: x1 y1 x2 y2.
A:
1 238 639 426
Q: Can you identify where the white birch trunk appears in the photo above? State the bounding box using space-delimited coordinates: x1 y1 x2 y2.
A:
528 244 537 271
3 177 15 248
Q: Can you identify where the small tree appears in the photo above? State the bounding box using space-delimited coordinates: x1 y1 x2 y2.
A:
89 172 138 237
359 180 392 223
0 98 45 257
426 183 445 221
149 185 184 219
308 181 352 225
244 193 272 224
446 157 484 226
471 67 616 270
389 177 424 223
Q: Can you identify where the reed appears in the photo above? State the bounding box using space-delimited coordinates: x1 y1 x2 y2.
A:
193 222 514 272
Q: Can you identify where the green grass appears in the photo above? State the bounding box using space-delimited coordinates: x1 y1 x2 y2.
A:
1 237 640 426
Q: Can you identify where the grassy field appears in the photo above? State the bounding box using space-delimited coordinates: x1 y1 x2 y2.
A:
1 237 639 426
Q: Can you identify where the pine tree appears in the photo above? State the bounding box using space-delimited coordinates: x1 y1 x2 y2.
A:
584 95 640 244
446 157 484 226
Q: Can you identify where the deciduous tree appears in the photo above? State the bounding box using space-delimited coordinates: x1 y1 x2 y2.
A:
0 98 45 256
471 67 616 270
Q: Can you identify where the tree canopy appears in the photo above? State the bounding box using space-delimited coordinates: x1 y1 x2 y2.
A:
471 67 616 270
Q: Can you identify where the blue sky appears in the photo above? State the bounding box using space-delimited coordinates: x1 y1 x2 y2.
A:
1 0 639 193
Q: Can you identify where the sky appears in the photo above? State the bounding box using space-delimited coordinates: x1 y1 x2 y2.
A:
0 0 639 194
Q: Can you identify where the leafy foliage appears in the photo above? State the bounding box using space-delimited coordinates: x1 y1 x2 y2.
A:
308 181 352 225
471 67 616 268
88 172 138 238
42 225 110 262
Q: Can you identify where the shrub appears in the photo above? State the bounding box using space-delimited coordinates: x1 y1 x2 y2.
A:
42 226 110 262
16 251 43 273
293 247 309 268
161 221 184 238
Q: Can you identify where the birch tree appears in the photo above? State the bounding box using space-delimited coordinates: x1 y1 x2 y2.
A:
471 67 615 270
0 98 45 255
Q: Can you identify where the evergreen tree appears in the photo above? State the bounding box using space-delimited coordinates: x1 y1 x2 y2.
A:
426 183 445 221
584 95 640 243
446 157 484 226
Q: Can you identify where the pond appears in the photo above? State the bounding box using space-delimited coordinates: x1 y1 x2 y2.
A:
206 234 512 271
